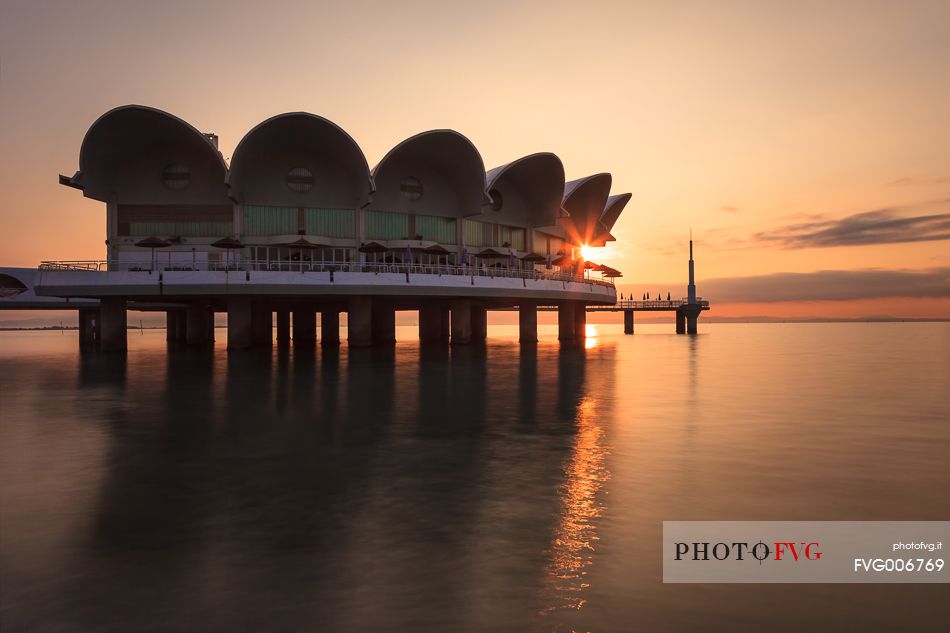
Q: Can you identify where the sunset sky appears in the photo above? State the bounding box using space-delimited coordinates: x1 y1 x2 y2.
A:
1 0 948 319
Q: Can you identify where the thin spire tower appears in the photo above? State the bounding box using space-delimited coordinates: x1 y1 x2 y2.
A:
687 231 696 304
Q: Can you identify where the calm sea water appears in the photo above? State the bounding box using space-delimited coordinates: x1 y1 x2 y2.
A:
1 323 948 632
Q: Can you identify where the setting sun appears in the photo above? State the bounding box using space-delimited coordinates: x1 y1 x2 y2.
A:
579 245 595 260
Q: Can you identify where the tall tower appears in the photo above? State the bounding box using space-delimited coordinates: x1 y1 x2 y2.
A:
687 233 696 304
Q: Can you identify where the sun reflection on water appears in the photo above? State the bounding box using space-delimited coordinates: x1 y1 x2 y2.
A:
539 395 610 621
584 324 598 349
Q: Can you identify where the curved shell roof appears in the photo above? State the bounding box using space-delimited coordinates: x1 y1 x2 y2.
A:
370 130 489 217
229 112 373 208
601 192 631 232
562 173 612 245
485 152 565 227
74 105 229 203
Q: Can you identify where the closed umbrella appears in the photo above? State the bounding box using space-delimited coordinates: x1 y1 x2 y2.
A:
460 248 470 266
508 250 516 268
404 244 413 265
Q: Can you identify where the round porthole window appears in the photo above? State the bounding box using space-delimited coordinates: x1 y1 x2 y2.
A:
162 163 191 190
286 167 314 193
489 188 503 211
400 176 423 201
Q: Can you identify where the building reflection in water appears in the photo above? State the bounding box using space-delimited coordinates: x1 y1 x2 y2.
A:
3 332 617 632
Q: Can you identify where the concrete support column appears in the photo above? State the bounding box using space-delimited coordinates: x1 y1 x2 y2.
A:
675 309 686 334
419 302 442 343
574 302 587 340
347 296 372 347
321 308 341 346
470 304 487 342
623 310 634 334
557 302 576 342
439 305 450 343
79 307 100 351
276 310 290 346
227 298 253 350
166 311 178 342
99 297 127 352
450 299 472 345
687 313 699 335
186 304 213 346
252 302 273 347
371 299 396 345
292 306 316 346
518 302 537 343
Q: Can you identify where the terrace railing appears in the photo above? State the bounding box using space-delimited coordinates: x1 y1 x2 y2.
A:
38 259 616 288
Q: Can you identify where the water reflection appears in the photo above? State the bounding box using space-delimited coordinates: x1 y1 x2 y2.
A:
0 333 615 632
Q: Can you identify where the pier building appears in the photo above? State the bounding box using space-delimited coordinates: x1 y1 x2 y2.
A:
35 105 630 351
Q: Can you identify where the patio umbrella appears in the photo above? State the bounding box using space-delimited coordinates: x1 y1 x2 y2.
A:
550 254 571 267
135 236 171 270
520 252 546 263
212 237 243 270
475 248 504 258
358 241 387 264
281 237 320 270
358 241 387 253
422 244 450 265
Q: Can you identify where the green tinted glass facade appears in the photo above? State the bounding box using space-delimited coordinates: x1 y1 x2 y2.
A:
463 220 525 250
364 210 409 240
128 221 233 237
305 208 355 238
416 215 457 244
242 206 297 235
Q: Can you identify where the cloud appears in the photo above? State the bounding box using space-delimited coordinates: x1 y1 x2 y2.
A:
719 205 739 213
700 267 950 303
752 208 950 248
886 176 950 187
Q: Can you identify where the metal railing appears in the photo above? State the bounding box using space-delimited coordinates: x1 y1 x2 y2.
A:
588 298 709 310
38 259 616 288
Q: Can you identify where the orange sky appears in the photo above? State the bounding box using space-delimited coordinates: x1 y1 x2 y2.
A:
1 0 947 318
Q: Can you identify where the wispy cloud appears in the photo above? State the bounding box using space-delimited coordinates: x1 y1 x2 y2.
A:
719 205 739 213
886 176 950 187
752 208 950 248
700 267 950 303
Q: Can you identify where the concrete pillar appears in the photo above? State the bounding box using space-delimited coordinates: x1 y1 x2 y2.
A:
470 304 487 342
687 313 699 335
276 310 290 346
450 299 472 345
518 302 537 343
252 302 273 347
166 311 177 342
186 304 213 346
557 302 575 342
227 298 253 350
99 297 127 352
292 306 316 346
623 310 634 334
574 302 587 340
419 302 442 343
675 309 686 334
439 305 450 343
321 308 341 346
348 296 372 347
79 307 100 351
371 299 396 345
